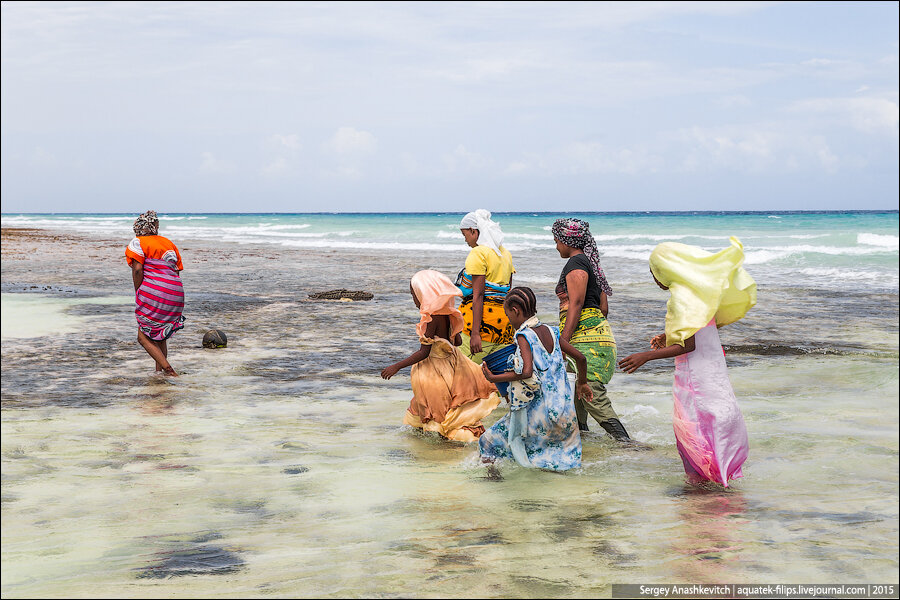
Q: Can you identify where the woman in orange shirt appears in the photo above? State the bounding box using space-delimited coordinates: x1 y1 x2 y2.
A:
125 211 185 376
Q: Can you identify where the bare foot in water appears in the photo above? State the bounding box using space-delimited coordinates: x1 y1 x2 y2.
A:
163 365 179 377
484 463 503 481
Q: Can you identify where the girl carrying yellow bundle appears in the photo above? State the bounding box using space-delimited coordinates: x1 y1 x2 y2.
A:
619 237 756 486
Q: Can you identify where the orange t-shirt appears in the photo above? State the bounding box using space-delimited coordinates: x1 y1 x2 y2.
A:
125 235 184 270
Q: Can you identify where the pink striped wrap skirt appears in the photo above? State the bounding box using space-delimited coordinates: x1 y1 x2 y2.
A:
135 256 185 341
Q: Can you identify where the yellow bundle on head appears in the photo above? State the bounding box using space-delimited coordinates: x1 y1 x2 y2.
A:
649 236 757 347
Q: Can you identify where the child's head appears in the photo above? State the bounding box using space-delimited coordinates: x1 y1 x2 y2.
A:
503 287 537 328
410 270 465 338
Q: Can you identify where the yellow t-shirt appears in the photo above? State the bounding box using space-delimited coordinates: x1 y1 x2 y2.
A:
464 245 515 285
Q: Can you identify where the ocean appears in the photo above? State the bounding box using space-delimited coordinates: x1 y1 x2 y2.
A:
3 211 898 290
1 211 898 596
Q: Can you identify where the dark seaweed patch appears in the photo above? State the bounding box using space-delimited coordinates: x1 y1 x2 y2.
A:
282 465 310 475
135 545 244 579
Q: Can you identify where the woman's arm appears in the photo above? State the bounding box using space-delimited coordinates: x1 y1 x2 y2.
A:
482 336 532 383
559 337 593 401
130 261 144 292
599 292 609 318
381 320 436 379
470 274 486 354
560 269 588 342
618 335 696 374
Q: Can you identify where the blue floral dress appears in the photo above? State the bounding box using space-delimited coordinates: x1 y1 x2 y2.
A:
478 323 582 471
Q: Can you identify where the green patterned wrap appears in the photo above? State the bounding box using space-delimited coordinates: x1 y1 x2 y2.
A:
560 306 617 384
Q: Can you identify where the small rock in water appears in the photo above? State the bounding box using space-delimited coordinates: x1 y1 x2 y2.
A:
308 289 374 301
202 329 228 348
282 465 310 475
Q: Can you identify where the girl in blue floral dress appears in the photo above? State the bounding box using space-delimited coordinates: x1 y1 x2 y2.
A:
479 287 592 471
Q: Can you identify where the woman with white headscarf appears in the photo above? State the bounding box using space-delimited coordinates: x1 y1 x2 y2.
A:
456 209 516 361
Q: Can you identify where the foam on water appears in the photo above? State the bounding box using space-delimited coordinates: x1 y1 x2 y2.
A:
858 232 899 247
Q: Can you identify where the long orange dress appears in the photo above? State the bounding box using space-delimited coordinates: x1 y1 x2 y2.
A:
402 270 501 442
404 336 501 442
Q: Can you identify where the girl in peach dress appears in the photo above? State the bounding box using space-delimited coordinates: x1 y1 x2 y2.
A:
381 270 501 442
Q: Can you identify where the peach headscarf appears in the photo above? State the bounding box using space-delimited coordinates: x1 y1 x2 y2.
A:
411 270 465 339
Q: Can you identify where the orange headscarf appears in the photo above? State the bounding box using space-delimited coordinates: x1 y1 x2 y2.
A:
411 270 465 339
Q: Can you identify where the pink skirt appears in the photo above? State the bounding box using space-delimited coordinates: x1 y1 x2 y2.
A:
135 257 185 341
672 319 748 486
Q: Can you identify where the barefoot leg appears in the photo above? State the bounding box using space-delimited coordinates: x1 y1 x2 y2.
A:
138 331 177 375
157 339 177 376
153 339 168 371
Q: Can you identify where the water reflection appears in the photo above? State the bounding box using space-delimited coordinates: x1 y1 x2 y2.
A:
668 484 749 582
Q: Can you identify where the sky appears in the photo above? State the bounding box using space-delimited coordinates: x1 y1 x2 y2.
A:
1 1 898 213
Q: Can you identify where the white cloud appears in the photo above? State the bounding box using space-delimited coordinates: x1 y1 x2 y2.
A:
713 95 753 108
502 141 658 176
502 123 849 177
801 58 850 67
29 146 57 166
326 127 377 155
672 126 841 172
261 157 288 175
443 144 490 173
270 133 300 149
790 97 900 134
199 151 230 173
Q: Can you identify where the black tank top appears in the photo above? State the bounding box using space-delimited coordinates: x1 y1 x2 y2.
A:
556 254 603 310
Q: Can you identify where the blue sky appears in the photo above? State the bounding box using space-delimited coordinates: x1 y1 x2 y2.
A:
1 1 898 213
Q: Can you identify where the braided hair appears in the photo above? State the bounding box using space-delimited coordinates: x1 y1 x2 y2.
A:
504 286 537 318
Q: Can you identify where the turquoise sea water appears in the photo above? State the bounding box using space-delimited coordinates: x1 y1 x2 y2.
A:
1 211 898 596
4 211 898 291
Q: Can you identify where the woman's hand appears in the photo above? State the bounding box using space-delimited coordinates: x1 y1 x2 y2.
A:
381 364 400 380
481 362 497 382
650 334 666 350
618 352 650 374
469 332 483 355
576 382 593 402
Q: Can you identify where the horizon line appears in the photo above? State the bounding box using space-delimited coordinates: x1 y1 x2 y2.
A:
3 210 898 216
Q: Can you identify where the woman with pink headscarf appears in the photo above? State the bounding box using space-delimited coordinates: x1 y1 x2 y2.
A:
381 270 502 442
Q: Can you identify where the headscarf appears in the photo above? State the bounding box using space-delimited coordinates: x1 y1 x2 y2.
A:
459 209 504 257
411 270 465 339
649 236 757 347
133 210 159 236
551 218 613 296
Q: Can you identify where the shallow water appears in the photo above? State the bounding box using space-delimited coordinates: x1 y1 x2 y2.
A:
1 215 898 596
